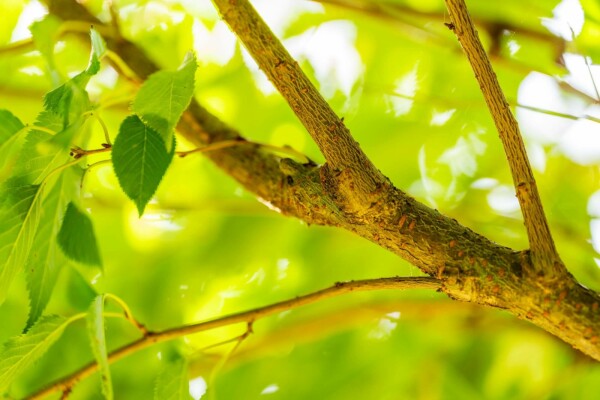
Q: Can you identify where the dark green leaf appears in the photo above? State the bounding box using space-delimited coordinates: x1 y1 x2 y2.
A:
112 115 175 216
87 295 113 400
57 202 102 267
65 267 98 312
132 52 197 148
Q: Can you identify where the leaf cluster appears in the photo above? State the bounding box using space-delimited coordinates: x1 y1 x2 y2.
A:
0 26 197 398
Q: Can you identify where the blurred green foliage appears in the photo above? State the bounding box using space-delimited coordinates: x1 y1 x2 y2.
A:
1 0 600 399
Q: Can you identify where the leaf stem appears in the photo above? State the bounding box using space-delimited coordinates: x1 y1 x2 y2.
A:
70 146 111 159
94 114 112 145
104 293 147 335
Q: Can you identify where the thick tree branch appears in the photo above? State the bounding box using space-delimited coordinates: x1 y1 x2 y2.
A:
445 0 562 277
212 0 389 214
43 0 600 364
26 277 439 399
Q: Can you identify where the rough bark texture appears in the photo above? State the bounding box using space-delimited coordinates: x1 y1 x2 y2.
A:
445 0 562 278
45 0 600 361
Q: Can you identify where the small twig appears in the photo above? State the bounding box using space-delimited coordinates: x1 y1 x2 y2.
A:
25 276 440 399
583 55 600 102
104 293 148 335
444 0 563 277
70 139 310 165
69 145 111 159
94 114 112 145
177 140 310 163
379 85 600 124
79 159 111 190
207 322 254 400
195 330 251 353
516 103 600 124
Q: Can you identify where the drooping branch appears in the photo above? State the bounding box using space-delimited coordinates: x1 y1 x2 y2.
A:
27 277 440 399
42 0 600 363
445 0 563 277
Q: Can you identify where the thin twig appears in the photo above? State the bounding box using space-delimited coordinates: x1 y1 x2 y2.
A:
444 0 563 277
207 322 253 400
583 55 600 102
104 293 147 335
69 139 310 163
69 145 111 159
25 277 440 399
178 140 309 163
93 114 112 145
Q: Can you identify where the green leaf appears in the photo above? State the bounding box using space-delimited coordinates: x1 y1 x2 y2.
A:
42 27 106 130
87 295 113 400
48 115 87 151
65 267 98 312
0 315 70 392
0 180 42 305
57 202 102 267
132 52 196 148
89 27 107 74
25 173 74 328
0 110 26 181
34 109 64 134
14 128 69 185
43 74 92 130
112 115 175 216
154 356 192 400
0 109 24 145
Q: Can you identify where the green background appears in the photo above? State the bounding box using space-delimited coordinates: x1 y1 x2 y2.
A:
1 0 600 398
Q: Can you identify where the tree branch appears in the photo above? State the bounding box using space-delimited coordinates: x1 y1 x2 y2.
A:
314 0 566 55
444 0 563 277
26 277 440 399
212 0 389 214
42 0 600 363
